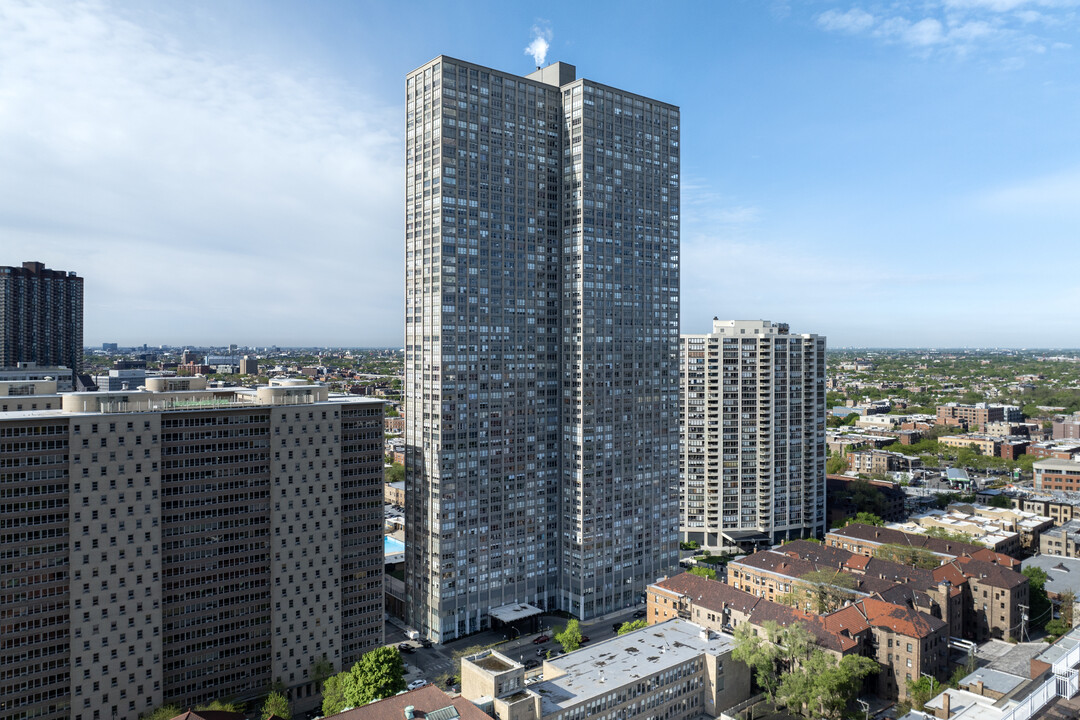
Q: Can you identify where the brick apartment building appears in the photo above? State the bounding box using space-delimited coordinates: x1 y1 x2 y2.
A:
1034 459 1080 493
826 474 908 526
823 525 1028 641
937 403 1005 431
846 449 920 476
647 569 949 701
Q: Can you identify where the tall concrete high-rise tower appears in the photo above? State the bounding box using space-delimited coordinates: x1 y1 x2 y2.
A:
0 261 83 377
679 320 826 554
405 57 680 641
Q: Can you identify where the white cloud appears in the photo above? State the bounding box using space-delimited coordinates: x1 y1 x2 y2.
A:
814 1 1077 56
817 8 876 33
906 17 948 45
0 1 403 346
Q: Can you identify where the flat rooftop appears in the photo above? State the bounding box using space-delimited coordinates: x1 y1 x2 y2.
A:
960 667 1026 697
530 619 733 716
923 688 1017 720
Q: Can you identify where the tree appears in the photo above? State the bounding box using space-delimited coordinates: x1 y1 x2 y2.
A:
924 526 981 546
875 542 941 570
321 645 406 715
732 622 783 702
791 570 857 615
261 690 291 720
141 706 181 720
1022 566 1052 633
321 672 352 716
1046 618 1070 638
687 565 717 580
826 453 848 475
1061 590 1075 627
196 701 243 712
849 512 884 527
618 619 648 635
777 651 879 719
905 676 937 711
386 462 404 484
555 619 583 653
310 655 334 691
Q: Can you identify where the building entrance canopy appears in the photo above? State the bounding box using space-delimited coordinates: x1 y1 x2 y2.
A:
489 603 543 624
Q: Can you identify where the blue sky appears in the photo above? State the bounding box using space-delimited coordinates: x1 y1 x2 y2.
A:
2 0 1079 348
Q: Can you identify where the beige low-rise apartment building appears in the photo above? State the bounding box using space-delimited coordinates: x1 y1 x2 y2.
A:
938 434 1000 456
1040 519 1080 557
460 620 751 720
896 513 1022 557
847 448 920 475
1010 491 1080 526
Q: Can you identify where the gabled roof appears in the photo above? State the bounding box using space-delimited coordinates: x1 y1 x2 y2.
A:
856 597 948 639
823 604 870 637
650 572 761 615
955 557 1028 589
747 600 861 653
169 712 247 720
324 685 490 720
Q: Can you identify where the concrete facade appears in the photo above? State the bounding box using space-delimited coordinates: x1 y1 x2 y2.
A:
404 56 681 641
679 319 826 552
0 381 384 719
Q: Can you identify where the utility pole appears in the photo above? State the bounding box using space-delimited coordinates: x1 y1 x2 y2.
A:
857 698 871 720
1019 603 1029 642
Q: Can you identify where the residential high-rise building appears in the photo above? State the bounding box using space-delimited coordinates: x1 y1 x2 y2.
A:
679 320 826 553
0 378 384 720
0 261 84 377
405 57 680 641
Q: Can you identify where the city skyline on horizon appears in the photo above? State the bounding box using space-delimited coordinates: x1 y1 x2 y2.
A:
4 2 1080 347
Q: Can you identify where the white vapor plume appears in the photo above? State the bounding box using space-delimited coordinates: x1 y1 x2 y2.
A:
525 25 552 67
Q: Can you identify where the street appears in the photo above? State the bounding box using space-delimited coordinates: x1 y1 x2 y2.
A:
384 606 647 687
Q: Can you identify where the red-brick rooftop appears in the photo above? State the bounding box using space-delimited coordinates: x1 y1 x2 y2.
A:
651 572 761 616
323 684 490 720
856 597 948 639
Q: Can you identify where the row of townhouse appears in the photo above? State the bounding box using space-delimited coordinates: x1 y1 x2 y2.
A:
824 525 1029 642
646 570 949 701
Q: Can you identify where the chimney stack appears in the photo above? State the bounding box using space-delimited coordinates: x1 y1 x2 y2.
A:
940 692 951 720
976 680 984 695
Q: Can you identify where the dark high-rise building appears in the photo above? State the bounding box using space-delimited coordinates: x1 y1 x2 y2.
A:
405 57 681 641
0 261 84 376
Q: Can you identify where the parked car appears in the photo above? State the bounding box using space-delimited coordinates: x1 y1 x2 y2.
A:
407 679 429 691
533 634 550 644
580 635 590 643
633 609 646 618
397 642 416 654
524 658 541 669
612 623 624 633
420 638 433 648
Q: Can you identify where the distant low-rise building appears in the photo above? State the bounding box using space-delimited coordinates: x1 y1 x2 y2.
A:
385 480 405 506
847 448 920 476
1034 459 1080 493
1039 519 1080 558
939 434 1000 456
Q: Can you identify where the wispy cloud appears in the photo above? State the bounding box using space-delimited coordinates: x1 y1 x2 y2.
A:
0 1 403 346
814 1 1077 56
976 167 1080 216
